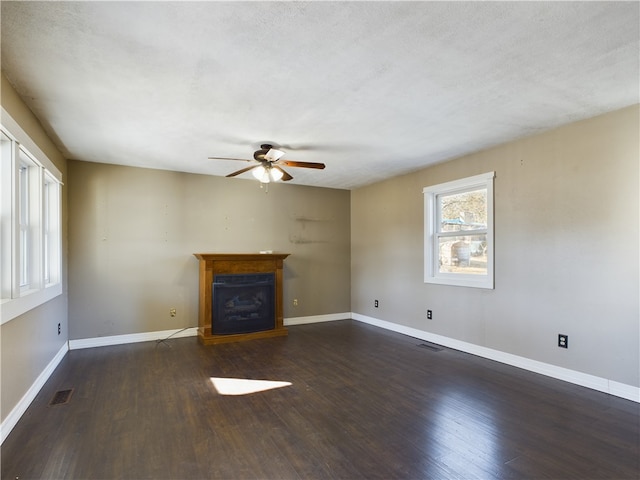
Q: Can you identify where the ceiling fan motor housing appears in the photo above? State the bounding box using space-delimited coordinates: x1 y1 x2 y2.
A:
254 144 274 161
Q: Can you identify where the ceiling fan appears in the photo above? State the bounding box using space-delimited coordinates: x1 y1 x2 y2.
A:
208 144 325 183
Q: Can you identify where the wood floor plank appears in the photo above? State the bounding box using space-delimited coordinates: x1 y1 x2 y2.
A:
2 320 638 479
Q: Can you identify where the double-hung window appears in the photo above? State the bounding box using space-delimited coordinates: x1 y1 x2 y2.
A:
18 153 38 292
424 172 495 289
1 111 63 324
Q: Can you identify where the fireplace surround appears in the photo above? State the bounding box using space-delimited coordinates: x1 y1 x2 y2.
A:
194 253 289 344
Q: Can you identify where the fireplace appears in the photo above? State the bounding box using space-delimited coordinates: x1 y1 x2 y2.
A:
212 273 275 335
194 253 289 345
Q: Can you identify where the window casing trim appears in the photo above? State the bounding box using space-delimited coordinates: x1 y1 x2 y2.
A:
1 107 62 182
423 172 495 289
1 109 63 325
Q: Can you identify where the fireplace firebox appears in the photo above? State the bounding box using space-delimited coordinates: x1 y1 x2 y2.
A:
194 253 289 345
212 273 275 335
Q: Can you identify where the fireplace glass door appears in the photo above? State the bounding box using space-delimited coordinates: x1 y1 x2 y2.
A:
212 273 275 335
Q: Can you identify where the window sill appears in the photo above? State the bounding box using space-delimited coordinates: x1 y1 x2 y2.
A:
424 275 494 289
1 283 62 325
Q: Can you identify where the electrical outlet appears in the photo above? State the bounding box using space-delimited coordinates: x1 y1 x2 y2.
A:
558 334 568 348
169 308 177 317
374 299 379 308
57 323 61 335
293 299 298 306
427 310 432 320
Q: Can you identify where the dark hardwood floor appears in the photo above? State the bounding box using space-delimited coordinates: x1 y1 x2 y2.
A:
2 320 639 479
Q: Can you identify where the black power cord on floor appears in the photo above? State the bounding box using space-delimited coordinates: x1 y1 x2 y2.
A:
155 327 191 348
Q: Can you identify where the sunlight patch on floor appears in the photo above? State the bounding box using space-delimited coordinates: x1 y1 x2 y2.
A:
210 377 292 396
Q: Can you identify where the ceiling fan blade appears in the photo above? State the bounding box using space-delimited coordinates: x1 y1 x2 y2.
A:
226 165 257 178
277 160 326 169
208 156 253 162
273 165 293 181
265 148 286 161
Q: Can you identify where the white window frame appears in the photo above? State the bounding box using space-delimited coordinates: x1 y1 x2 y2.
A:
424 172 495 289
18 162 29 288
1 108 63 324
18 150 41 293
43 171 61 287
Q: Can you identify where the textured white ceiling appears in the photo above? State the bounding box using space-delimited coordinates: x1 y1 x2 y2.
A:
1 1 638 190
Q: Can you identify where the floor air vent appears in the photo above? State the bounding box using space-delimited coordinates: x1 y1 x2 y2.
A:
418 343 443 352
50 389 73 406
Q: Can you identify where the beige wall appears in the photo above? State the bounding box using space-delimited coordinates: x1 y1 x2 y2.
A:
351 105 639 387
1 74 69 422
67 162 351 340
2 65 637 429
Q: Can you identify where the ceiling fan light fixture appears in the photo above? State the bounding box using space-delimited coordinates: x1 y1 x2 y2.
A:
252 164 283 183
269 167 284 182
252 165 270 183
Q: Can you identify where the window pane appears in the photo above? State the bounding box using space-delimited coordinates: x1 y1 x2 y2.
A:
18 164 29 287
438 234 487 275
439 189 487 232
19 165 28 224
43 181 50 284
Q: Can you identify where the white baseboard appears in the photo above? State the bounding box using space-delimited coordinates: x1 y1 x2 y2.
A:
352 313 640 403
1 342 68 445
609 380 640 402
67 317 351 348
88 315 633 404
69 327 198 350
6 313 635 449
284 312 349 326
